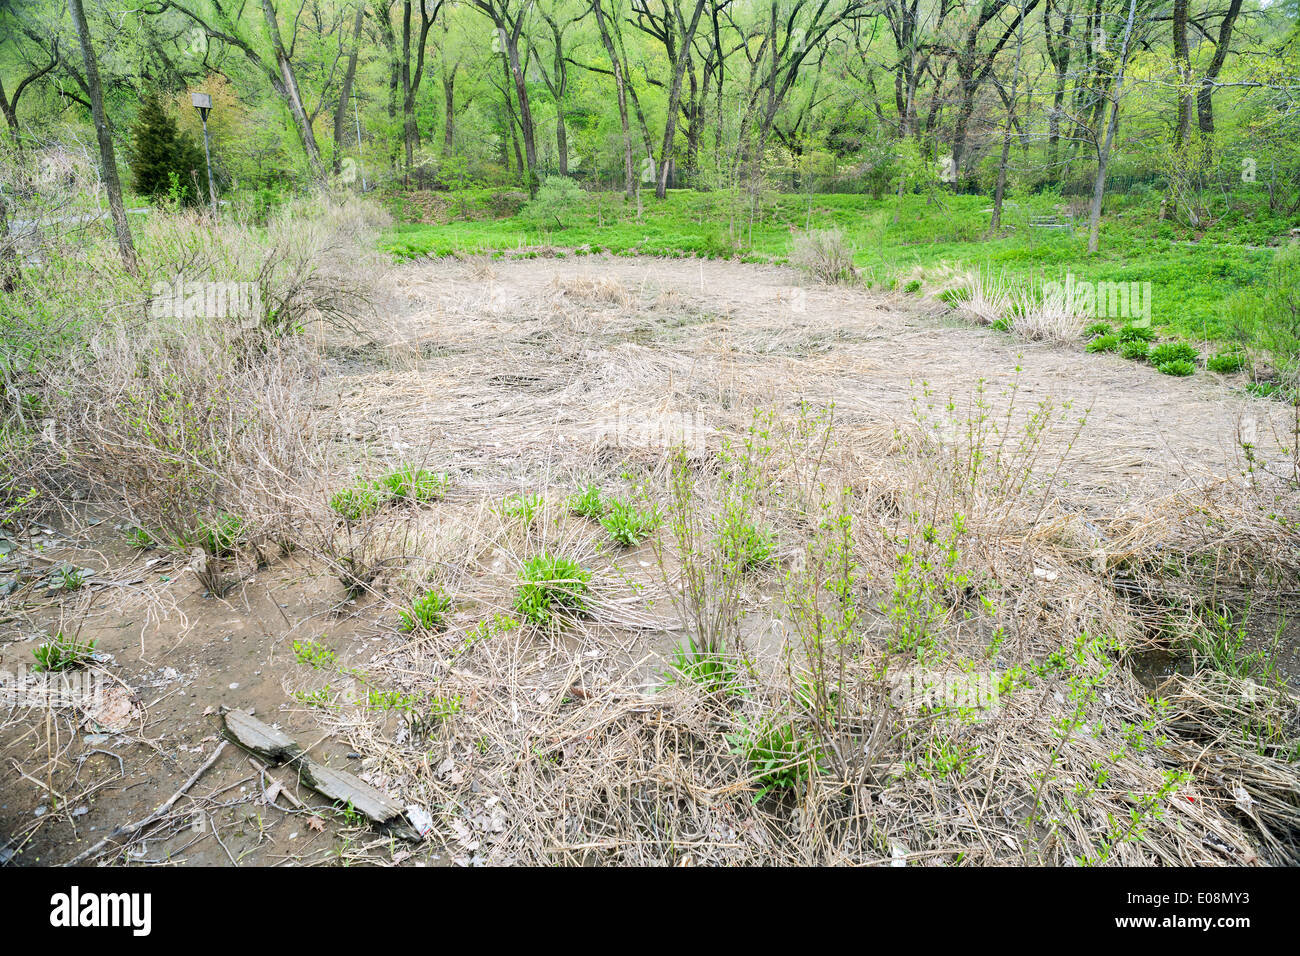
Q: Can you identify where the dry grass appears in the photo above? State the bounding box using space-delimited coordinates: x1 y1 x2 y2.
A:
8 250 1299 867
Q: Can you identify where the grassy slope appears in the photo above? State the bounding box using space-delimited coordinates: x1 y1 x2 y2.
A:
381 187 1297 346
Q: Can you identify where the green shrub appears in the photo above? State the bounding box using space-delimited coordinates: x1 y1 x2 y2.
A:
514 552 591 625
503 492 543 524
1118 323 1156 343
1083 321 1114 339
33 633 97 673
130 91 209 206
567 484 605 519
521 176 586 230
1157 358 1196 377
903 279 922 295
196 512 245 555
399 588 453 632
1149 341 1199 366
718 517 776 570
1207 350 1247 374
600 497 660 547
330 481 384 521
381 465 449 502
1120 340 1149 361
1085 334 1119 353
727 718 821 802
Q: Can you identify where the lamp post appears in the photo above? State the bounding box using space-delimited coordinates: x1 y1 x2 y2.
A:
190 91 218 215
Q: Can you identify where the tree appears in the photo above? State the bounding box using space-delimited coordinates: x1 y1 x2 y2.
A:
131 92 209 204
68 0 137 274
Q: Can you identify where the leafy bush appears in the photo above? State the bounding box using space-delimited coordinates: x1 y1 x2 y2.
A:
600 497 660 547
515 553 591 625
1207 350 1247 374
567 484 605 519
33 633 97 673
399 588 453 632
1120 340 1149 361
718 516 776 570
381 465 449 502
728 718 821 802
196 512 245 555
330 481 384 521
1149 341 1199 366
521 176 586 230
1085 334 1119 353
1118 323 1156 343
1157 358 1197 377
1083 321 1114 339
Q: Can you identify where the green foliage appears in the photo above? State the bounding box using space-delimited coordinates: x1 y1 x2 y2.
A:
33 633 97 673
567 484 605 519
728 718 821 801
600 497 660 547
1118 323 1156 343
1156 358 1196 376
902 278 922 294
130 92 209 207
521 176 587 230
1085 334 1119 353
665 640 745 694
398 588 453 632
1083 321 1114 339
717 515 776 570
1207 350 1248 374
1149 341 1199 366
502 492 543 524
380 465 449 502
292 638 338 669
514 552 591 625
197 512 244 555
329 481 384 521
1120 339 1149 361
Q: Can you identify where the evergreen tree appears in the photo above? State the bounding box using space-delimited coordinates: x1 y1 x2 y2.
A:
130 92 208 206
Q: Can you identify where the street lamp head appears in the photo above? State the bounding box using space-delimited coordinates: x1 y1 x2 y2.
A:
190 92 213 111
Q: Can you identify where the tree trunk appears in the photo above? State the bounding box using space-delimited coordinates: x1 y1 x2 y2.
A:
656 0 708 200
0 188 18 292
592 0 634 198
442 69 456 156
1087 0 1138 254
67 0 136 274
334 2 366 175
261 0 326 180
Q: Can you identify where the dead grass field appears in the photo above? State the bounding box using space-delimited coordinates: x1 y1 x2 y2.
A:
3 253 1298 867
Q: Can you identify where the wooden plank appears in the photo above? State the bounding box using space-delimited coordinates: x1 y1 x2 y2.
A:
297 761 406 824
221 708 303 765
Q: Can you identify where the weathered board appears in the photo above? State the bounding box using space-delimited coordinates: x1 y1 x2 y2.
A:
221 706 420 840
221 708 303 764
298 761 407 824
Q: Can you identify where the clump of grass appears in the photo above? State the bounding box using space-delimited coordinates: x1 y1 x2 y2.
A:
1157 358 1197 377
1083 321 1114 339
666 640 744 695
1118 323 1157 343
1149 341 1199 366
1207 350 1248 374
515 552 591 625
57 565 86 591
381 465 450 502
125 527 155 549
1086 334 1119 353
600 497 660 547
727 718 821 802
938 285 971 307
1121 340 1149 361
399 588 454 632
503 492 543 524
33 633 97 673
330 481 385 521
789 229 857 284
902 278 922 295
567 484 605 519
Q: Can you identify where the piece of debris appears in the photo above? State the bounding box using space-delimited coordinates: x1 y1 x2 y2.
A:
221 708 421 840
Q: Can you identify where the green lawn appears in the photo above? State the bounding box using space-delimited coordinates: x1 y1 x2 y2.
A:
380 187 1297 348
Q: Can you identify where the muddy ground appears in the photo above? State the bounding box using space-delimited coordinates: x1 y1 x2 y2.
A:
2 254 1297 866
